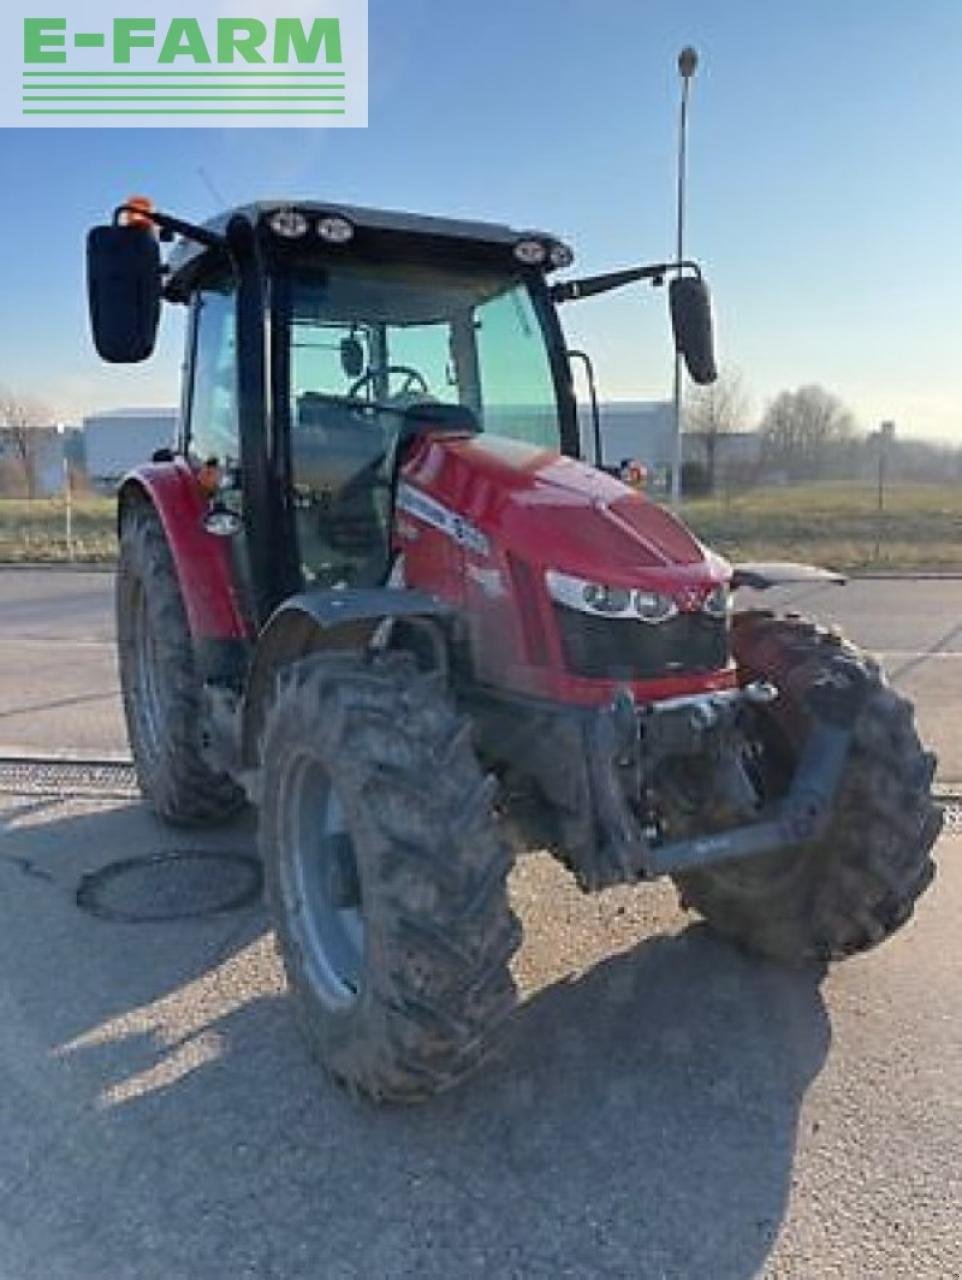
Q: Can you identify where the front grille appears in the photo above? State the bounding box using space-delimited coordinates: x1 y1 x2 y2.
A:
554 606 729 680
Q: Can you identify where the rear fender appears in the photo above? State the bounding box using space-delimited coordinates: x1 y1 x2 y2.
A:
241 587 451 766
118 458 251 641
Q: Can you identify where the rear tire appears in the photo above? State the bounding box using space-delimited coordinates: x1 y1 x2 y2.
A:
673 614 941 964
117 501 245 826
259 651 520 1103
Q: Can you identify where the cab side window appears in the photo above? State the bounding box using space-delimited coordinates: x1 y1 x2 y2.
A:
187 282 238 467
473 285 560 449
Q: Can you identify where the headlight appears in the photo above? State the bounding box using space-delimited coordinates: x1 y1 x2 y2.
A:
513 237 548 266
635 589 677 623
702 583 732 619
583 583 633 615
549 241 575 270
317 214 355 244
268 207 309 239
545 570 677 623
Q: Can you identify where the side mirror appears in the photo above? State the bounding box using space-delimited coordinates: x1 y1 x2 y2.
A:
340 335 365 379
669 275 717 385
86 225 162 363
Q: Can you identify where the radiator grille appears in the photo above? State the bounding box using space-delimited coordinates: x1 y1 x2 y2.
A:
554 606 729 680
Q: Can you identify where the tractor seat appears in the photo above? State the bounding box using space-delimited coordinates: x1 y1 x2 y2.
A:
295 394 389 492
293 394 393 586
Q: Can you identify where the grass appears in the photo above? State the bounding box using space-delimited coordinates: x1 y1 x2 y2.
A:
0 496 117 563
1 482 961 572
684 482 962 573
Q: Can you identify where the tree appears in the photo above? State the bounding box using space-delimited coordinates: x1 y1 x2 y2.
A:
0 388 50 498
759 384 857 480
685 368 750 492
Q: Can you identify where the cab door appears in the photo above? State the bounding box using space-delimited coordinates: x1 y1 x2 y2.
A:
181 274 260 622
183 277 240 484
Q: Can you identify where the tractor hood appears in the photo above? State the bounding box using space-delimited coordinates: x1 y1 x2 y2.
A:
401 432 730 589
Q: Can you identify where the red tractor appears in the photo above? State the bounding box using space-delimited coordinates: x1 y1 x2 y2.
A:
86 198 940 1102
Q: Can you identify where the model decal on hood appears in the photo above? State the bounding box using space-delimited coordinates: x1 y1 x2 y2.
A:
397 482 490 557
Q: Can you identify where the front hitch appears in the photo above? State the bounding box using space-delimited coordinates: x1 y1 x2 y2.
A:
581 669 868 888
642 719 851 875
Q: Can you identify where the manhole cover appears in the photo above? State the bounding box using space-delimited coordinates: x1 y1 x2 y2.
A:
76 850 263 923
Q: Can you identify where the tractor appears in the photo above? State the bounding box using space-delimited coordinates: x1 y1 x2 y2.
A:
86 197 940 1102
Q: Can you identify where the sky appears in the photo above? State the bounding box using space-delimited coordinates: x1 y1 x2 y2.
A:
0 0 960 439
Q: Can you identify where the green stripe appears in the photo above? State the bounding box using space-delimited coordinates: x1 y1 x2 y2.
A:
22 85 342 91
22 70 345 77
23 78 345 83
22 108 347 115
22 82 347 90
74 34 106 48
24 95 345 102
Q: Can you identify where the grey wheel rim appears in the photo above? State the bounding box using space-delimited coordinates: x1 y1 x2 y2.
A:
279 752 366 1010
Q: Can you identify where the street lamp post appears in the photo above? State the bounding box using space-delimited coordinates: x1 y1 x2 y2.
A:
56 422 73 561
670 45 698 509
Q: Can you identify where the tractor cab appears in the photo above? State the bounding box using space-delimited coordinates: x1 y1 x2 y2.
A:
269 244 573 591
87 198 715 624
90 200 589 614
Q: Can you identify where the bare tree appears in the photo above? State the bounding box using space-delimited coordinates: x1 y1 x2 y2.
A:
685 368 751 493
0 387 50 498
759 384 857 480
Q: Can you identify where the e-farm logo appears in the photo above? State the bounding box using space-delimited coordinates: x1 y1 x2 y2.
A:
4 2 367 127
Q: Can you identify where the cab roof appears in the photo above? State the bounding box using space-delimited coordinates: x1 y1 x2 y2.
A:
166 199 570 294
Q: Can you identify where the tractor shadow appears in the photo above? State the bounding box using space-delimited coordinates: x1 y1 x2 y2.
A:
0 797 829 1280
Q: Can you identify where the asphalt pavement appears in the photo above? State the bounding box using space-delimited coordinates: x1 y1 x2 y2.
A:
1 568 961 1278
0 570 122 759
0 792 958 1279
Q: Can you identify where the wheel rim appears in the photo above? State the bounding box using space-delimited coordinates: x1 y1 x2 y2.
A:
131 578 167 763
279 752 366 1010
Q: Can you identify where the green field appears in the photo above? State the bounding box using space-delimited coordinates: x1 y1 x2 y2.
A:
684 483 962 572
0 496 117 563
1 482 960 571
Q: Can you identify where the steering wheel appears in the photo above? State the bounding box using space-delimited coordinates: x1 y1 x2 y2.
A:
347 365 429 402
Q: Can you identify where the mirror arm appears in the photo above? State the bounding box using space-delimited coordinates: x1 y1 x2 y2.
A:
551 259 702 304
112 204 226 251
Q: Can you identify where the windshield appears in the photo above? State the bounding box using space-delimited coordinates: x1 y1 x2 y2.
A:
282 260 564 587
287 260 562 446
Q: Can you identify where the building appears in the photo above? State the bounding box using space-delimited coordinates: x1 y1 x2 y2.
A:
69 403 758 496
581 401 676 483
577 400 762 492
82 408 178 489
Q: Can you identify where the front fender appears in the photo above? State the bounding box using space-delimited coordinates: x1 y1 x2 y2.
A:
241 587 451 765
730 561 846 591
118 458 251 641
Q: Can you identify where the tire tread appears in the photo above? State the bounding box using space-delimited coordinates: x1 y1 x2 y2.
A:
117 501 244 826
674 615 940 964
260 651 520 1103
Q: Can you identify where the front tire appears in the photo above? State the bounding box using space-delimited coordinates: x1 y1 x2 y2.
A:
259 651 520 1103
116 501 245 825
673 614 941 964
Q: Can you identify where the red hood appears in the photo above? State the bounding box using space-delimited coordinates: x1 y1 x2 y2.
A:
402 432 729 590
